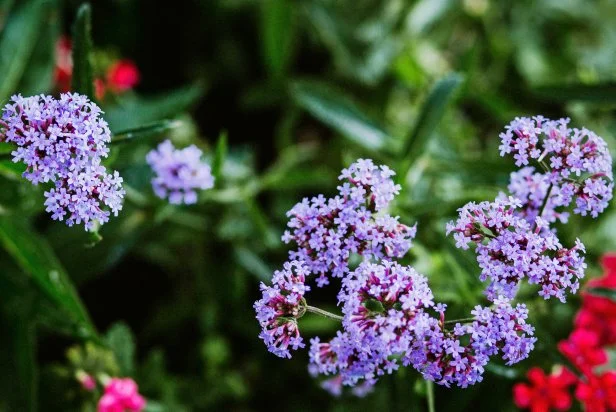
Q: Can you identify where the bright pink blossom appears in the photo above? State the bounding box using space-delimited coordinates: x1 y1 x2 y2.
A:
97 378 146 412
558 329 608 376
107 60 140 92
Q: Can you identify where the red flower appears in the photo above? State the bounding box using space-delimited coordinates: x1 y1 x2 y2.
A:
575 371 616 412
94 78 106 101
575 254 616 346
54 36 72 93
513 367 577 412
107 60 140 92
558 329 607 376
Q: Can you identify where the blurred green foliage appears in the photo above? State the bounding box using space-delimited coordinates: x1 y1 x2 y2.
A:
0 0 616 410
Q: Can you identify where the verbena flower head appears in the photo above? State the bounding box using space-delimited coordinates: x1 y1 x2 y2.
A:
499 116 613 218
97 377 146 412
309 261 435 387
506 167 570 226
283 159 415 286
406 298 536 388
254 260 310 359
574 371 616 412
146 139 214 205
557 329 607 377
448 197 586 302
1 93 124 231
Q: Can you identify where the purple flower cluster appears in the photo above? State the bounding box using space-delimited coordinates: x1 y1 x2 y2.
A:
447 197 587 302
1 93 124 230
255 130 612 396
146 140 214 205
283 159 416 286
406 299 535 388
253 260 310 358
308 262 535 391
499 116 613 218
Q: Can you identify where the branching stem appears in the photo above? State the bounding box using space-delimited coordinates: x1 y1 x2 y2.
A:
305 305 343 321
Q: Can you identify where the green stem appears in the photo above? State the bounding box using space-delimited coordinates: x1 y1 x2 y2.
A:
443 317 475 325
305 305 343 321
532 183 553 231
426 380 435 412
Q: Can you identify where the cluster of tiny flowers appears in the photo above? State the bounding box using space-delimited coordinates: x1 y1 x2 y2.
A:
97 378 146 412
308 262 535 391
0 93 124 230
255 128 612 396
253 260 310 359
499 116 613 218
283 159 416 286
406 299 535 388
447 197 586 301
146 139 214 205
308 261 434 389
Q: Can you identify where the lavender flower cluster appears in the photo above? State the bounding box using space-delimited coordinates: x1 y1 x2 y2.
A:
1 93 124 231
146 139 214 205
254 117 613 396
282 159 416 287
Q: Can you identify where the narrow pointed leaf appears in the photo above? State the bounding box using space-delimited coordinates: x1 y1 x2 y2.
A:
111 119 181 144
533 83 616 103
260 0 296 78
587 287 616 302
400 73 463 174
0 0 47 102
211 131 228 181
71 3 94 98
0 216 98 340
291 80 391 152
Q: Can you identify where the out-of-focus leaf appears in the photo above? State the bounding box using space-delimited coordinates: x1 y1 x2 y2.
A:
112 119 182 144
426 380 435 412
105 83 206 131
0 159 24 179
486 363 520 379
233 247 272 282
587 287 616 302
211 131 228 182
71 3 94 98
0 268 37 412
17 0 58 95
0 216 98 340
399 73 463 175
291 80 391 152
532 83 616 102
0 0 47 102
105 322 136 376
260 0 295 78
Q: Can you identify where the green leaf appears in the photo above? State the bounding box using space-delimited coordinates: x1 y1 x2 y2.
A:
587 287 616 302
532 83 616 103
105 322 136 376
399 73 463 176
18 0 59 96
233 246 272 282
211 130 228 182
71 3 94 98
291 80 391 152
105 83 206 131
111 119 182 144
0 0 48 102
260 0 296 78
0 268 37 412
0 216 98 340
0 308 37 412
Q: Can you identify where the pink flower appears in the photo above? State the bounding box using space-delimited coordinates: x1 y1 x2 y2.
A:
558 329 607 377
107 60 140 92
97 378 146 412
